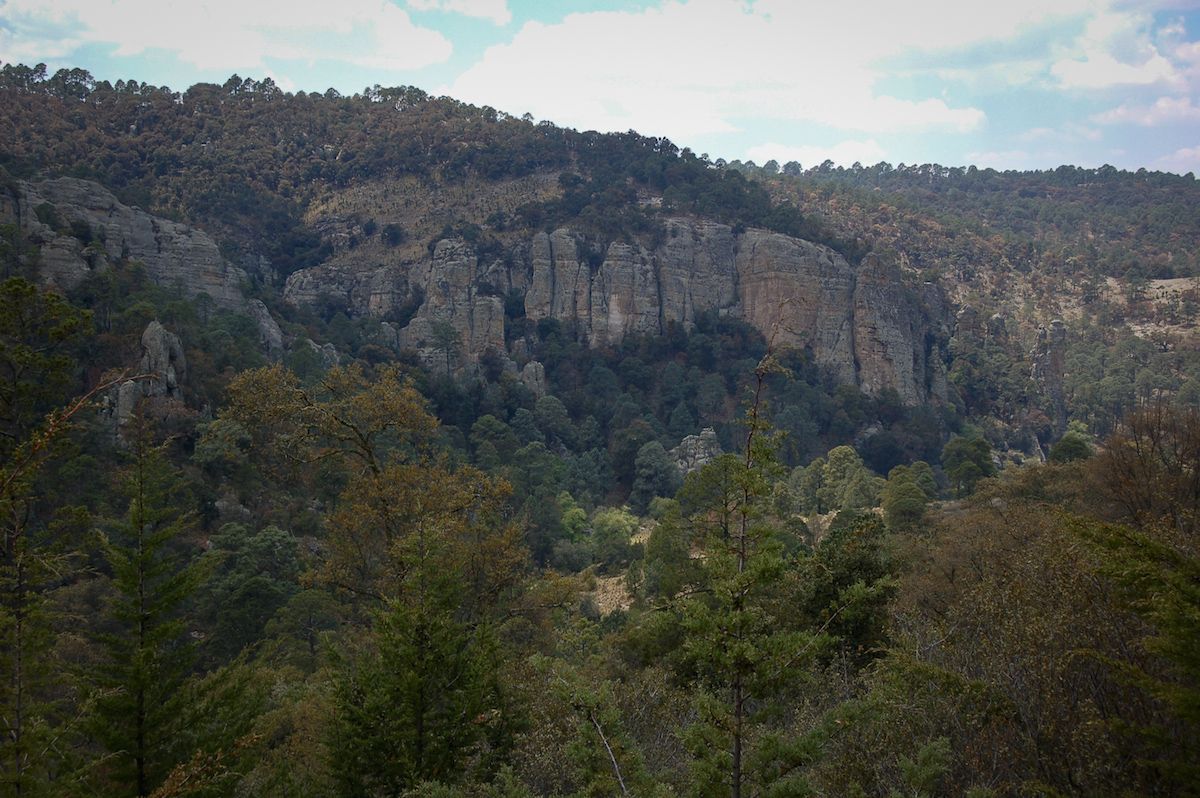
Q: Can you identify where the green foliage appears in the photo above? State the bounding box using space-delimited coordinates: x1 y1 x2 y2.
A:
590 507 640 573
0 347 112 796
194 523 301 663
89 431 212 796
1048 430 1092 463
628 441 682 516
0 277 90 458
643 506 695 600
1074 518 1200 790
895 736 952 798
941 435 995 496
772 160 1200 281
790 446 884 516
528 656 667 798
882 465 933 532
799 514 897 665
330 600 512 796
658 363 833 796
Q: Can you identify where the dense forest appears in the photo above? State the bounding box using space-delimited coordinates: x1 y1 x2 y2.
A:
1 64 1199 797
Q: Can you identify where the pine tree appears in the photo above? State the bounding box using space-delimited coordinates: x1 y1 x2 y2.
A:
221 365 527 793
88 426 208 796
670 355 828 797
0 376 116 796
0 439 71 797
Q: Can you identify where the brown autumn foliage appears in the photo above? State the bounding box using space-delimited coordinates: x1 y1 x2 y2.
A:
1090 401 1200 542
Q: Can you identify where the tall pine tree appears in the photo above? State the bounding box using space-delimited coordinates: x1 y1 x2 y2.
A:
668 355 829 797
88 425 208 796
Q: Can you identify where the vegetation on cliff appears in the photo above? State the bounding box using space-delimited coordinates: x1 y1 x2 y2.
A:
2 63 1200 796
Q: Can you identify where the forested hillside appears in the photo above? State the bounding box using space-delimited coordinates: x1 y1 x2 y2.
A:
1 63 1199 797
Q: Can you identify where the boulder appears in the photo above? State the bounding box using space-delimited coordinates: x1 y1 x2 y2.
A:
670 428 722 474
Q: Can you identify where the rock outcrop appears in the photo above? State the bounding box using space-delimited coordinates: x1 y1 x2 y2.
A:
396 239 506 369
7 178 248 308
520 361 548 398
283 218 950 403
109 320 188 435
248 300 285 359
670 428 722 474
300 339 341 369
2 177 295 362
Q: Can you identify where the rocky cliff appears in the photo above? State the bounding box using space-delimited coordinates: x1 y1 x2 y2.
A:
2 177 294 360
3 178 249 308
284 218 950 404
2 177 950 404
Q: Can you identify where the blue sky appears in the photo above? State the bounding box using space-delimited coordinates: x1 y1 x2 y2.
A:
2 0 1199 173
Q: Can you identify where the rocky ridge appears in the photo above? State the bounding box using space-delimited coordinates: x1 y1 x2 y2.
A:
1 177 289 359
4 178 248 307
285 218 950 404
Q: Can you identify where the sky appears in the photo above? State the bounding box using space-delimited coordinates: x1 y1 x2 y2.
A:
2 0 1199 174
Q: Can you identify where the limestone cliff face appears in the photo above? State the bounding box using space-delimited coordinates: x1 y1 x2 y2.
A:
2 178 297 360
107 320 188 436
283 218 949 403
733 230 856 384
395 239 506 369
7 178 248 308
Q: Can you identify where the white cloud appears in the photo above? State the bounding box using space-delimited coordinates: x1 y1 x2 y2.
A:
965 148 1038 170
1155 144 1200 174
1094 95 1200 124
1017 122 1102 142
1052 48 1177 87
408 0 511 26
745 140 888 168
1050 8 1182 89
446 0 989 144
0 0 452 73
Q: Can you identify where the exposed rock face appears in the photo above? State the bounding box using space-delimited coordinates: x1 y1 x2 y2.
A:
8 178 248 308
394 239 506 370
110 321 188 434
520 361 547 398
670 427 722 475
283 218 950 403
850 255 923 398
140 320 187 393
248 300 285 359
300 339 341 369
735 230 856 383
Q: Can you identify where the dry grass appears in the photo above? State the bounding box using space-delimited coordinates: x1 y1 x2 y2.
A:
590 573 634 616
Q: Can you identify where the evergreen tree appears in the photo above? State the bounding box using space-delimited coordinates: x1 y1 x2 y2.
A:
0 312 104 796
629 441 682 516
0 422 78 797
881 472 929 532
941 435 996 497
669 355 828 797
88 427 209 796
1075 516 1200 792
330 596 510 795
222 365 527 792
